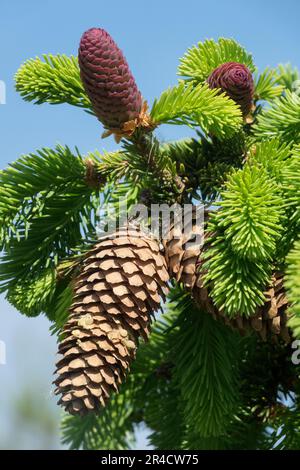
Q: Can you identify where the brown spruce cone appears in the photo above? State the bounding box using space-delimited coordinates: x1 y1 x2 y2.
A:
163 211 290 342
193 269 290 343
163 207 206 289
54 225 169 416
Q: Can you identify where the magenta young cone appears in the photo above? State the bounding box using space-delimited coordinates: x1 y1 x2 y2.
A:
78 28 143 132
207 62 254 116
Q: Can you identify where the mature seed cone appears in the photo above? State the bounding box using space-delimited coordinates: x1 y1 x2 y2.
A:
163 207 206 289
78 28 149 138
164 211 290 342
54 225 169 415
194 260 291 343
207 62 254 117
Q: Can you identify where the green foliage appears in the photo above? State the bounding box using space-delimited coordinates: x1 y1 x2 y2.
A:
254 68 284 101
216 163 284 261
286 240 300 338
0 145 104 313
253 91 300 144
161 132 246 201
145 380 185 450
0 187 97 291
90 134 181 205
275 63 300 92
0 145 90 249
202 229 271 316
248 138 291 182
268 405 300 450
61 385 136 450
151 82 242 139
137 288 241 444
49 282 74 332
247 140 298 258
15 54 92 110
234 337 300 450
131 303 187 450
281 145 300 227
201 160 286 317
122 134 181 202
178 38 255 82
170 292 240 437
6 268 56 317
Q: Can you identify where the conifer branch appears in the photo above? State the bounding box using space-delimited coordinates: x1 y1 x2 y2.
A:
216 164 284 261
253 91 300 144
286 240 300 338
254 68 284 101
151 82 243 139
15 54 92 110
275 63 300 92
178 38 255 82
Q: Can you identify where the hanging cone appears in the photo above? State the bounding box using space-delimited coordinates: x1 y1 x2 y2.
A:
163 207 206 290
249 274 290 342
193 269 290 343
54 225 169 415
163 209 290 342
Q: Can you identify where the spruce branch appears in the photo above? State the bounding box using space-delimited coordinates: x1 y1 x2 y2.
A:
202 230 272 317
281 145 300 227
199 160 285 317
151 82 243 140
61 385 136 449
0 145 105 250
49 282 74 332
133 307 186 450
248 140 298 258
216 163 285 261
161 132 246 201
178 38 255 82
123 132 185 203
254 68 284 101
168 289 240 438
266 403 300 450
0 188 97 292
249 138 292 183
275 63 300 92
0 145 109 295
15 54 92 110
286 240 300 338
253 91 300 144
6 268 56 317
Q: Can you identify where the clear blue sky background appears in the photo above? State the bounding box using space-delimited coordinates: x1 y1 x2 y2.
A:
0 0 299 449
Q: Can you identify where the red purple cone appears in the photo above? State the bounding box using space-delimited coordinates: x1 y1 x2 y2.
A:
78 28 143 132
207 62 254 116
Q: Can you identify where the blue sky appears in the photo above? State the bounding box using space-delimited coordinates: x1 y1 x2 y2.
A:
0 0 299 449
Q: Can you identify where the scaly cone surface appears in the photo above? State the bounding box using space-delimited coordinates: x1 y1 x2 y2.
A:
164 209 290 342
78 28 145 136
194 267 291 343
163 207 206 289
207 62 254 117
54 225 169 415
